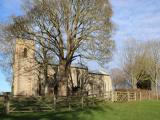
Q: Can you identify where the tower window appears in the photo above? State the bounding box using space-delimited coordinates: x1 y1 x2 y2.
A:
23 48 28 58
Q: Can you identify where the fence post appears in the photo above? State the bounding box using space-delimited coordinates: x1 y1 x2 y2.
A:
115 91 118 102
103 92 105 101
139 91 142 101
4 94 10 114
148 91 151 100
68 97 71 111
111 91 114 102
127 91 130 102
53 95 56 110
81 96 84 109
134 92 136 101
92 95 94 106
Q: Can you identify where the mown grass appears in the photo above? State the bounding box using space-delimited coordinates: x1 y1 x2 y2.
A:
0 100 160 120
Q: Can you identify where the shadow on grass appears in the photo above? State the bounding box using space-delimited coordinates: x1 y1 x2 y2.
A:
0 104 113 120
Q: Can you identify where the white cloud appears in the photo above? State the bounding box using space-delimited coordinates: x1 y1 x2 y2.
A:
111 0 160 41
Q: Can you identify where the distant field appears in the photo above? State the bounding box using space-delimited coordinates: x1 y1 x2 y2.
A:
1 100 160 120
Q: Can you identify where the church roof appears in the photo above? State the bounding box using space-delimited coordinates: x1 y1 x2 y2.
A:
89 69 109 76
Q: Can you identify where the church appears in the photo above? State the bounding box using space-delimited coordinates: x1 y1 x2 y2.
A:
12 39 113 96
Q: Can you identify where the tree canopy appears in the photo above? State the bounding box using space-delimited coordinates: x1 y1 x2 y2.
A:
1 0 115 96
6 0 115 65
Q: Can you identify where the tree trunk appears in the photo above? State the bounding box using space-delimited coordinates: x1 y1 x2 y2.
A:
44 84 48 96
57 60 70 96
44 64 49 96
155 73 158 100
132 77 137 89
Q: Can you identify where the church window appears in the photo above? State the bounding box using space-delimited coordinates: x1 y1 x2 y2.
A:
23 48 28 58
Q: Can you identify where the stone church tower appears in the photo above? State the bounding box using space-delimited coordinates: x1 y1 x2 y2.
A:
13 39 38 96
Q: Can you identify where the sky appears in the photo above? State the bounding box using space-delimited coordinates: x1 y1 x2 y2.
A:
0 0 23 23
109 0 160 68
1 0 160 92
111 0 160 41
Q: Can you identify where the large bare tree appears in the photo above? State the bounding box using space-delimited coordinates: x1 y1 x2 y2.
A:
120 40 151 88
3 0 115 96
145 40 160 100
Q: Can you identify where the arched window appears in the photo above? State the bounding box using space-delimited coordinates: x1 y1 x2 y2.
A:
23 48 27 58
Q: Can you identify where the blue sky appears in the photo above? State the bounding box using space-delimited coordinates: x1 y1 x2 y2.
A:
109 0 160 68
0 0 23 23
1 0 160 92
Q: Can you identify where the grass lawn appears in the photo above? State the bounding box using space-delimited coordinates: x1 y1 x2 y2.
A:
0 100 160 120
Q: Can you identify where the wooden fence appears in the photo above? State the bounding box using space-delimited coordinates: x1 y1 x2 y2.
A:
1 90 158 114
113 90 158 102
0 95 4 114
